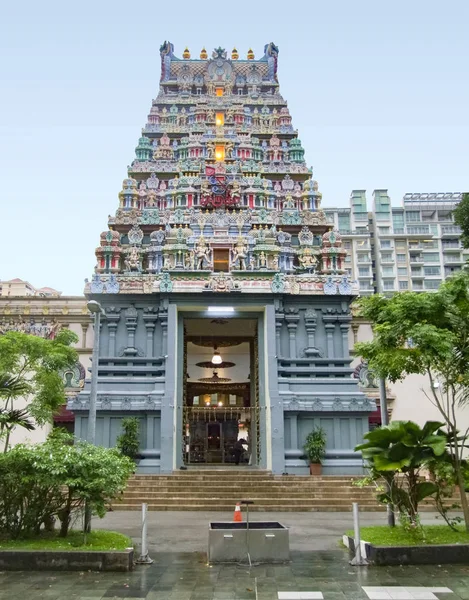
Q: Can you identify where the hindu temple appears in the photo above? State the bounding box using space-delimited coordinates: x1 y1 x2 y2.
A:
70 42 375 474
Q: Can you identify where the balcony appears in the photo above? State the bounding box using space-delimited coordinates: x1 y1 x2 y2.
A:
443 255 463 264
340 229 370 237
442 245 462 252
409 256 424 264
441 226 462 237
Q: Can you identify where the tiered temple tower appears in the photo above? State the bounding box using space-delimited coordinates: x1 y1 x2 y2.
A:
71 43 375 474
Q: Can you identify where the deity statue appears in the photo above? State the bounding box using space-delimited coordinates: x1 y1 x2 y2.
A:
232 238 247 270
283 194 295 209
206 142 215 158
272 255 279 270
231 180 241 203
163 253 171 269
298 250 317 271
225 141 234 158
259 251 267 268
125 246 141 271
200 179 211 202
195 237 211 270
185 250 195 270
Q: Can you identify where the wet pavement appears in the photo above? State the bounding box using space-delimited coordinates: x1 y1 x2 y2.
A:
1 550 469 600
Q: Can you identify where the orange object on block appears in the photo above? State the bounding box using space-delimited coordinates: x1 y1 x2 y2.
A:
233 502 242 522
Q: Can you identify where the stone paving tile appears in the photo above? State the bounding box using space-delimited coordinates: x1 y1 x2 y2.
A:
0 550 469 599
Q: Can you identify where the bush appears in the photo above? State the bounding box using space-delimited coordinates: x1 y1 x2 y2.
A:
116 417 140 460
0 430 135 539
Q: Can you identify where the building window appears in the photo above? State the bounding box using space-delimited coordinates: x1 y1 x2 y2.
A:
399 281 409 290
338 214 351 232
383 280 395 290
382 267 394 276
343 241 352 250
380 240 392 249
398 267 408 275
424 279 442 290
424 266 441 276
406 211 421 222
358 267 370 276
378 227 390 234
396 253 406 263
423 252 440 262
381 252 393 261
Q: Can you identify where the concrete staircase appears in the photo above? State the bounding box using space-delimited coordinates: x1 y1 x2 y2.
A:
117 470 387 512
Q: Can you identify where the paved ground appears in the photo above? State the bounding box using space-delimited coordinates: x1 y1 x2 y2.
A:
92 510 458 552
1 512 469 599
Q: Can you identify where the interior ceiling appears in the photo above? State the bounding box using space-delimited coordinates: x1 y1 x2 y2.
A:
187 341 250 357
184 318 257 338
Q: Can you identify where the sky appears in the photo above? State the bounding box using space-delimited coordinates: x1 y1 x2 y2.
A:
1 0 468 295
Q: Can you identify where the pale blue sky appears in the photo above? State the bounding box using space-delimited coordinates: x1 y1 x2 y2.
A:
1 0 468 295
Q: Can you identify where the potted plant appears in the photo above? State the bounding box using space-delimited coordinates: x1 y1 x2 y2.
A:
116 417 140 462
303 426 327 475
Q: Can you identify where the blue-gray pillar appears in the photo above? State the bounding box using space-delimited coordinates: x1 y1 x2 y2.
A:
160 303 177 473
324 323 335 357
265 304 285 475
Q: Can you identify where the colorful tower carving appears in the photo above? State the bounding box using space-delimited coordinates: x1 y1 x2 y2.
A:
75 43 373 476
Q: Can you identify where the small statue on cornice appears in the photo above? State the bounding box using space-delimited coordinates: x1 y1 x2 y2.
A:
125 246 141 272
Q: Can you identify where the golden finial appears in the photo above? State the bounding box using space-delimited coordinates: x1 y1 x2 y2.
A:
247 48 255 60
200 47 208 59
183 47 191 59
231 47 239 60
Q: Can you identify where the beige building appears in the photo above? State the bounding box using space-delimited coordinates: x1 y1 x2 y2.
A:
351 319 469 435
0 278 61 298
0 293 91 446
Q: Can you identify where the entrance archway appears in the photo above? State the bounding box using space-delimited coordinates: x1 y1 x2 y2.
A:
182 317 259 466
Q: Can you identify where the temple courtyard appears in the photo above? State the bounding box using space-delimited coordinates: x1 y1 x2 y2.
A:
1 512 469 599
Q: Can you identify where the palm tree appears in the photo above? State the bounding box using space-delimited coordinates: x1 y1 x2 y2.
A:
0 374 35 452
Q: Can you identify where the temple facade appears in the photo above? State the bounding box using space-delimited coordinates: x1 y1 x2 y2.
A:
70 42 375 474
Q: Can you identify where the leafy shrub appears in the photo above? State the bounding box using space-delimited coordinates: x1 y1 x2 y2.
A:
116 417 140 460
0 430 135 539
303 427 327 464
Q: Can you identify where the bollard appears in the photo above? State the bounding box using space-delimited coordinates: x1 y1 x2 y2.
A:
136 503 154 564
349 502 368 566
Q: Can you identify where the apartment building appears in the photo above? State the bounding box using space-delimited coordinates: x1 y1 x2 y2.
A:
325 191 467 295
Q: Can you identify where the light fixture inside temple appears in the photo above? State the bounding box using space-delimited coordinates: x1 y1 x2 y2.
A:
216 112 224 126
211 346 222 365
218 401 223 407
215 146 225 161
207 306 234 313
198 371 231 383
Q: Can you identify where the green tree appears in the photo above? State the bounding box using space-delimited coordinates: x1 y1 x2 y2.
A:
356 421 448 526
355 271 469 530
0 330 78 451
0 374 35 451
453 192 469 249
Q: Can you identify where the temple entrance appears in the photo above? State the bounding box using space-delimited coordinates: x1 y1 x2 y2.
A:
182 317 259 466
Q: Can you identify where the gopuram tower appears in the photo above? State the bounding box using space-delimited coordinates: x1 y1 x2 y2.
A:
71 43 375 474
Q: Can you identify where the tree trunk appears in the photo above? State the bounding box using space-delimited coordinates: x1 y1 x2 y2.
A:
454 454 469 532
59 491 73 537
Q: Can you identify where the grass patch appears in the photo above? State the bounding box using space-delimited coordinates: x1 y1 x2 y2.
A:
0 530 133 552
346 525 469 546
